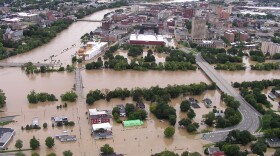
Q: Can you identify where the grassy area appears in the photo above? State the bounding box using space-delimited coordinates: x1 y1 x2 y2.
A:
200 129 213 134
203 143 215 148
0 121 13 126
0 149 32 153
257 116 263 132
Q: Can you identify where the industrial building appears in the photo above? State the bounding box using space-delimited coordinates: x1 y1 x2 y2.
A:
0 128 15 149
191 17 207 42
261 41 280 55
129 34 165 46
77 42 108 61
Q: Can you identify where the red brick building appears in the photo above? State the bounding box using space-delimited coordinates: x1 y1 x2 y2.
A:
89 109 110 124
183 8 195 19
239 32 249 41
224 31 235 43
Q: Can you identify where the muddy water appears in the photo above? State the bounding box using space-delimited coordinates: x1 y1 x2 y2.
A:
0 5 280 156
83 70 211 92
0 9 117 65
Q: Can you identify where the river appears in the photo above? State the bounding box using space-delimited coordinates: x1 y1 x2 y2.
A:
0 6 279 156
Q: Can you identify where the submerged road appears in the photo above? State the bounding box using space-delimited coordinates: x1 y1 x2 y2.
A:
196 53 261 142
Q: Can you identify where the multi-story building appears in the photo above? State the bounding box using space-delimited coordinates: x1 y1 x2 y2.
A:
2 28 23 41
261 42 280 55
101 18 111 30
88 109 110 124
224 31 234 43
183 8 195 19
239 32 249 42
191 17 207 42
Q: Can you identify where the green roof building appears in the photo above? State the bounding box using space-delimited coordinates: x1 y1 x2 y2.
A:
123 120 144 127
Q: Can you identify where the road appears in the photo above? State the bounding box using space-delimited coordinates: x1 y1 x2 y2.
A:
74 68 83 101
196 53 261 142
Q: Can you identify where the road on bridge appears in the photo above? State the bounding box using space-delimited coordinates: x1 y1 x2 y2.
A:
196 53 261 142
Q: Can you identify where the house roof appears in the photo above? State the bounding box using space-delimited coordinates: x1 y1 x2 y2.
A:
89 109 107 116
208 147 220 154
0 128 15 148
266 137 280 143
129 34 164 42
92 123 112 131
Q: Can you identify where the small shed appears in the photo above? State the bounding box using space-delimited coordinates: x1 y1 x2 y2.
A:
123 120 144 127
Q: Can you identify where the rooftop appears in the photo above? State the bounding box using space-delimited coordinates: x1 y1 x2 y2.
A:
92 123 112 131
89 109 107 116
129 34 164 42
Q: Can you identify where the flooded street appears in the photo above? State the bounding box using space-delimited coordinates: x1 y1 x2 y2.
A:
0 5 280 156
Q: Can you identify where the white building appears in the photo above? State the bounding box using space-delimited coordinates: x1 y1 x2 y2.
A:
77 42 108 61
2 28 23 41
131 5 139 13
92 123 112 132
191 17 207 42
261 41 280 55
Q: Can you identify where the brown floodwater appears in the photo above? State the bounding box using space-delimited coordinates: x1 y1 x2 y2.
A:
0 6 280 156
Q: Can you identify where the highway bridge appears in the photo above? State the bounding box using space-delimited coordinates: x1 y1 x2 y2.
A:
0 62 60 68
196 54 261 142
75 19 102 22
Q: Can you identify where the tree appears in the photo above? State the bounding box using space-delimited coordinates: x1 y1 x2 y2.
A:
180 100 191 112
15 153 26 156
169 115 176 126
164 127 175 138
45 137 55 148
47 153 57 156
251 140 267 156
274 148 280 156
60 91 78 102
30 136 40 150
222 144 241 156
31 153 40 156
63 150 73 156
0 89 6 108
187 109 196 119
15 139 23 150
43 122 48 129
100 144 114 154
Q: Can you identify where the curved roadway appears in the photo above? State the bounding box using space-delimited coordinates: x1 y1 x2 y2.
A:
196 53 261 142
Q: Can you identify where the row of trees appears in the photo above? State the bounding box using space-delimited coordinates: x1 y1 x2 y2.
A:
86 82 216 104
215 62 246 71
152 150 201 156
22 62 65 74
233 79 280 90
0 89 6 108
86 55 197 71
201 52 242 64
15 137 73 156
27 90 77 103
15 136 53 150
251 62 280 71
27 90 57 104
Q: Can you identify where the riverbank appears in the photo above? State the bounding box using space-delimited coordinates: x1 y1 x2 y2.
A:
0 1 128 61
